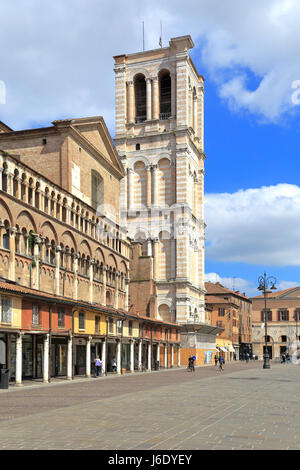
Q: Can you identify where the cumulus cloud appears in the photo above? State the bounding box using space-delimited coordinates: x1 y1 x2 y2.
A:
205 272 253 294
0 0 300 129
205 183 300 266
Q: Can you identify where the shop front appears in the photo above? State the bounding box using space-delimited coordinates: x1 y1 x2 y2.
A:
106 340 117 372
121 342 130 371
75 338 87 375
50 336 68 377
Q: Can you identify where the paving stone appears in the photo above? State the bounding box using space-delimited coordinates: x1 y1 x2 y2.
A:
0 362 299 449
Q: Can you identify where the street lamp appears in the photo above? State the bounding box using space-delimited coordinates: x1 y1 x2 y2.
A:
257 272 277 369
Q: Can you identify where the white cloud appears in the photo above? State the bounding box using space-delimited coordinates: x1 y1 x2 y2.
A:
205 273 299 297
205 183 300 266
205 273 253 294
0 0 300 130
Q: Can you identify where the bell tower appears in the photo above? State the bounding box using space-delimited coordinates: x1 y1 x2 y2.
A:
114 36 207 338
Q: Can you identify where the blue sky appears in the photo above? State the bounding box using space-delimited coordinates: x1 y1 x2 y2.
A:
1 0 300 296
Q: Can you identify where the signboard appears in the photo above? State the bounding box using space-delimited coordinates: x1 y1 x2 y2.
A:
204 350 214 364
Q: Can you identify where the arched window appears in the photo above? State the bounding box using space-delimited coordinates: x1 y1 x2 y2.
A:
135 75 146 123
91 170 103 210
159 71 171 118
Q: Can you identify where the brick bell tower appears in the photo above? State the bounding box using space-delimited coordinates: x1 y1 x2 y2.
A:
114 36 214 356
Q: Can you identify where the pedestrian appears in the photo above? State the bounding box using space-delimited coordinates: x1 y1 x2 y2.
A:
188 356 195 372
112 357 117 373
218 355 224 371
245 352 249 363
286 353 290 364
281 353 286 364
94 356 102 377
214 355 218 366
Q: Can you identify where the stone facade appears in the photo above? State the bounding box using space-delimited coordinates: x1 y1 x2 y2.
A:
0 114 182 383
113 35 215 362
205 282 253 359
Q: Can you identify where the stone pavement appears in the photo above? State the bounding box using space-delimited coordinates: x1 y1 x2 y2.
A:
0 361 299 450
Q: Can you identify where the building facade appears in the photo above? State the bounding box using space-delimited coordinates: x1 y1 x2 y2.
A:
0 114 182 384
205 282 253 359
114 35 220 363
250 286 300 361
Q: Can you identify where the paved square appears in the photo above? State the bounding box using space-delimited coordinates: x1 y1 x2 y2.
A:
0 362 299 450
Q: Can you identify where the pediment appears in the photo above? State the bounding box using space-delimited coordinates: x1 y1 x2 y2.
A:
70 117 124 178
277 286 300 299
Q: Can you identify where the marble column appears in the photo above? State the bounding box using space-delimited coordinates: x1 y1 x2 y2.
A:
146 78 152 121
152 76 159 119
86 336 91 378
67 336 72 380
15 333 22 386
43 334 50 383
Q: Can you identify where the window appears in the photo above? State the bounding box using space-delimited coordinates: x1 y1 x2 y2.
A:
135 75 146 122
117 320 123 335
79 311 85 330
91 171 104 209
281 335 287 342
139 323 143 337
32 305 39 325
279 309 289 321
128 320 132 336
294 309 300 321
2 230 9 250
218 308 225 316
95 316 100 333
1 297 12 323
109 318 114 334
58 308 65 328
159 71 171 117
261 310 272 321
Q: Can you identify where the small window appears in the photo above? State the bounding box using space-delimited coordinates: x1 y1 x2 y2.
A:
95 316 100 333
117 320 123 335
58 308 65 328
136 143 140 150
218 308 225 317
1 297 12 323
109 318 114 334
79 311 85 330
129 320 133 336
32 305 40 325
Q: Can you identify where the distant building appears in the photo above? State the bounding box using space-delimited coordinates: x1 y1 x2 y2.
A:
205 282 253 359
250 286 300 360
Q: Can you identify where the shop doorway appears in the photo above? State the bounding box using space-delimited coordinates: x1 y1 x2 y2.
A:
106 342 117 372
75 345 86 375
51 339 67 377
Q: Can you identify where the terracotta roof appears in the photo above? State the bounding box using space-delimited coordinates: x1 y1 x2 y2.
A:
250 286 300 299
205 282 250 300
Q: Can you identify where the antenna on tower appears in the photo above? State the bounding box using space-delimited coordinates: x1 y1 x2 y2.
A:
159 20 162 47
142 21 145 51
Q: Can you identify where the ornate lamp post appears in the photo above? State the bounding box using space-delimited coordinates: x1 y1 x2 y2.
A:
257 272 277 369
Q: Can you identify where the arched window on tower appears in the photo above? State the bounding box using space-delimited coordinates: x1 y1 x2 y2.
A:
159 70 171 119
91 170 104 210
134 74 146 123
